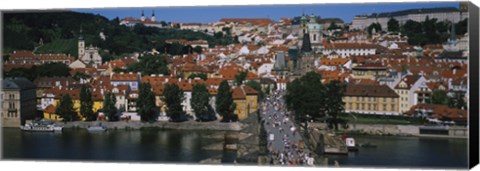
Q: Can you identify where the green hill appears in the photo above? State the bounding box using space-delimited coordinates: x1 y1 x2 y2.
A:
35 39 77 57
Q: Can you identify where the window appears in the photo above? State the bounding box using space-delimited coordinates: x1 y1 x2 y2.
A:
361 103 365 110
368 104 371 110
362 97 365 102
383 104 387 111
391 104 395 110
383 97 386 102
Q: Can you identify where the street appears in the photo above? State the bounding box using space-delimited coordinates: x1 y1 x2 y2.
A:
261 90 314 166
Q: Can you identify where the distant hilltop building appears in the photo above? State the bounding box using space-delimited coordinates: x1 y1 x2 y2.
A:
351 6 469 31
120 10 164 28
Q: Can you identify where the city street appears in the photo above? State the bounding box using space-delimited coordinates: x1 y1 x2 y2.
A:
261 90 314 166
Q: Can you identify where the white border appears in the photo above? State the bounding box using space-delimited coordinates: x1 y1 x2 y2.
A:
1 0 478 171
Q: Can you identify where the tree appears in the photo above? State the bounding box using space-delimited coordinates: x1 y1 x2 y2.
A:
367 23 382 35
235 71 248 86
387 18 400 32
80 85 96 121
431 90 448 105
137 82 157 122
56 94 79 122
245 80 264 101
188 73 208 80
128 54 169 75
216 80 237 122
103 92 118 121
324 80 346 130
327 21 340 30
193 46 203 54
163 84 186 122
191 83 215 121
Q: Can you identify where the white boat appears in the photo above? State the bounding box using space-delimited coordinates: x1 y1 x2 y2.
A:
53 126 63 132
20 122 55 132
345 138 359 151
87 126 107 132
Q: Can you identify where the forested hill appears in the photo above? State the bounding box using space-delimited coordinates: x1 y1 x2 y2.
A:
4 11 236 59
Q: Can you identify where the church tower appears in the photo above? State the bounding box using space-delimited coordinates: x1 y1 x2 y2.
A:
151 10 156 22
141 10 145 22
78 26 85 59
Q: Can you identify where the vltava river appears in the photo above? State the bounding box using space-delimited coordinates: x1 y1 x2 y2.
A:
2 128 227 163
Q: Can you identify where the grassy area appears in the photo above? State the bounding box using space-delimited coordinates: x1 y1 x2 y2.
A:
339 113 426 125
36 39 77 57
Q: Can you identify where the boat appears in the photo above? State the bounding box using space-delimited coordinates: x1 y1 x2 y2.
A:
87 126 107 132
20 122 55 132
345 138 359 151
358 142 377 148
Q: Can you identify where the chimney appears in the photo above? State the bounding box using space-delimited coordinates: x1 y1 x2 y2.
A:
453 69 456 75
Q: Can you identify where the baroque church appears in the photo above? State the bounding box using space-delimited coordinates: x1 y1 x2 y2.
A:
290 12 322 78
78 28 102 66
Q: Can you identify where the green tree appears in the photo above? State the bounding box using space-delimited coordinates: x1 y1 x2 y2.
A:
137 82 157 122
285 72 327 131
80 85 96 121
327 21 340 30
216 80 237 122
235 71 248 86
387 18 400 32
367 23 382 35
193 46 203 54
163 84 186 122
103 92 118 121
245 80 264 101
56 94 79 122
191 83 215 121
325 80 346 130
128 54 169 75
431 90 448 105
188 73 208 80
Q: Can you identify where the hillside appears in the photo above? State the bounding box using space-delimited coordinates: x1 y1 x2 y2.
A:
3 11 236 59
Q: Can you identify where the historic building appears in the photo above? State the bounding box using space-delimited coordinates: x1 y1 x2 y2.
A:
232 85 258 120
343 84 400 115
1 77 37 127
297 13 323 50
78 28 102 66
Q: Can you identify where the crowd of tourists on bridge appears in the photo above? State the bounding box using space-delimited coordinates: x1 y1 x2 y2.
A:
261 90 315 166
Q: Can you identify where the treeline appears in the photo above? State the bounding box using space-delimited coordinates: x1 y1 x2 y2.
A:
3 63 71 81
368 17 468 46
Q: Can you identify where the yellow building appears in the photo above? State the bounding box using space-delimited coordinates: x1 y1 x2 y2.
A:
43 105 61 121
51 91 104 121
232 85 258 120
343 84 400 115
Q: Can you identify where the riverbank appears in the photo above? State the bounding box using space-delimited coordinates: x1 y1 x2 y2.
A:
54 120 245 131
308 122 468 139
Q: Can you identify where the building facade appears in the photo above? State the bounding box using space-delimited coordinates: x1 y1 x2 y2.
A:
1 77 37 127
343 84 400 115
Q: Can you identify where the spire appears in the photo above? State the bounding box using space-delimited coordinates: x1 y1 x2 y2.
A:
152 10 155 17
301 32 312 53
79 25 84 40
450 20 456 41
141 10 145 17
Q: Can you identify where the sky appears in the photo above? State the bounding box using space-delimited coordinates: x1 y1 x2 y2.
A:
74 2 459 23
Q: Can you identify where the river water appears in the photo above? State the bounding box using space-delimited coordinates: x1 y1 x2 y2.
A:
2 128 229 163
2 128 468 169
325 135 468 169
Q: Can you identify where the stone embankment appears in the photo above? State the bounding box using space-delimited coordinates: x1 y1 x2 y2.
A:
56 120 244 131
308 122 467 138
